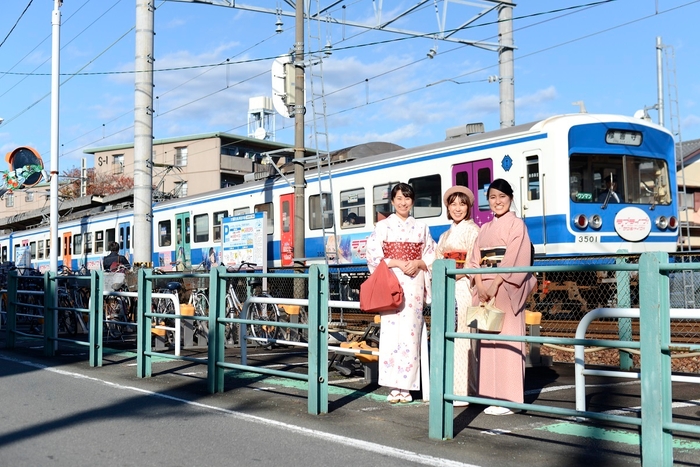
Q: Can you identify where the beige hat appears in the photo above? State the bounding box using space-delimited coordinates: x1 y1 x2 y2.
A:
443 185 475 207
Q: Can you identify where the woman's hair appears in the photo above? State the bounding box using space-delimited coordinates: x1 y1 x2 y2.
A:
487 178 514 199
390 182 415 201
445 192 471 221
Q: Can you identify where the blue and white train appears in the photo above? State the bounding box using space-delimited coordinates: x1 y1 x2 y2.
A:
0 113 679 272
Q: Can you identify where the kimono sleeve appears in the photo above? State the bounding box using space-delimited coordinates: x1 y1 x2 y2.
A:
498 217 532 287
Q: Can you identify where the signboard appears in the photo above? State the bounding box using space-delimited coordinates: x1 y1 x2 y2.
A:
221 212 267 269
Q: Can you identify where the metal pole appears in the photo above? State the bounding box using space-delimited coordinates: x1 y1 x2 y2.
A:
656 36 664 127
49 0 62 274
134 0 155 266
293 1 306 263
498 4 514 128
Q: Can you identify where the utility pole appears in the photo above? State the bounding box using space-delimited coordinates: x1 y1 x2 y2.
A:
656 36 665 127
49 0 62 273
133 0 155 266
293 1 305 264
498 4 515 128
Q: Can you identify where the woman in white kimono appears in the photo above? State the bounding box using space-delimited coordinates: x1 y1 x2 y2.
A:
434 186 480 406
365 183 436 403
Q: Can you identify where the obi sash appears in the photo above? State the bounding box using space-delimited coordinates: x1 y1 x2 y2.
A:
480 246 506 268
443 250 468 269
382 241 423 261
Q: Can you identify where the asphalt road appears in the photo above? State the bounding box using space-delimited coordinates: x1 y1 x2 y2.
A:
1 335 699 467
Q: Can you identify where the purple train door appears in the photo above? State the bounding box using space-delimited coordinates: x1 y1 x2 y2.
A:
451 159 493 227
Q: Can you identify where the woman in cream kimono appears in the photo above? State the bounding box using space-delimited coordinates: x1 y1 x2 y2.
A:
434 185 480 407
365 183 436 404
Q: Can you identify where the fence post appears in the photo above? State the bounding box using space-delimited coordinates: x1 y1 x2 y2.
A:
207 266 220 394
6 271 18 348
136 268 152 378
91 269 104 367
307 264 329 415
214 266 226 393
616 250 633 370
429 259 456 440
638 251 672 466
44 271 56 357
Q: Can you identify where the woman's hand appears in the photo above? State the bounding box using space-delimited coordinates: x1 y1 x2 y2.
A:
401 260 418 277
476 283 490 303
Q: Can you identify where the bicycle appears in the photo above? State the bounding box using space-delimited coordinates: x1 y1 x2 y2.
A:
226 261 281 348
151 268 182 347
103 264 134 340
56 265 90 336
185 261 210 345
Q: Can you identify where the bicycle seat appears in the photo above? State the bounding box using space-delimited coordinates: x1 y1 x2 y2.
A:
165 281 182 291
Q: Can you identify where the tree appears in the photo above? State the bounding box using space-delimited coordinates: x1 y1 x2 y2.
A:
59 167 134 198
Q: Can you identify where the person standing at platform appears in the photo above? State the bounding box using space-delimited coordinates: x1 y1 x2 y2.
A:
365 182 436 404
469 178 536 415
434 185 480 406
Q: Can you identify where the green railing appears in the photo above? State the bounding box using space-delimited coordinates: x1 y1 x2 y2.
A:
5 270 104 366
429 252 700 466
134 265 330 415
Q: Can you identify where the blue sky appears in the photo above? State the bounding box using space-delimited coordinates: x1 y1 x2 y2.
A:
0 0 699 172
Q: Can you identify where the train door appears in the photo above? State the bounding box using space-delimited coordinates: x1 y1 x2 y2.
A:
62 232 72 268
279 193 294 266
452 159 494 226
118 222 130 258
174 212 191 270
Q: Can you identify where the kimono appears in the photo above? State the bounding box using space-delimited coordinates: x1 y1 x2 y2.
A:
469 211 536 403
435 219 480 397
365 214 436 391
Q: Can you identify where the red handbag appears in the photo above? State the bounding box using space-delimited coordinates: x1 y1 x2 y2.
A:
360 261 404 312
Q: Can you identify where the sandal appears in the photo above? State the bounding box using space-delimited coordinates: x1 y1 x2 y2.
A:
387 389 402 404
398 391 412 403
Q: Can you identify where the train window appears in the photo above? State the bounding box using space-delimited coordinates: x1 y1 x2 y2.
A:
213 210 227 242
125 226 131 249
85 233 93 254
340 188 365 229
526 156 540 201
373 182 398 223
309 194 333 230
233 207 249 216
194 214 209 243
30 242 36 260
95 231 104 253
1 246 7 262
106 228 116 245
38 240 44 260
74 234 83 255
254 203 274 234
408 174 442 219
158 220 172 247
477 168 492 211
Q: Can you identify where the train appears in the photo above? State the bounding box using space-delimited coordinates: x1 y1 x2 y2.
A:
0 112 679 273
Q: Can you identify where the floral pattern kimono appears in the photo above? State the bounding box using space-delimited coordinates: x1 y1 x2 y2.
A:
435 219 480 397
366 214 436 391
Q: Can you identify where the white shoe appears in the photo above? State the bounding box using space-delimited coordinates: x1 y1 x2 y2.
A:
453 400 469 407
484 405 513 416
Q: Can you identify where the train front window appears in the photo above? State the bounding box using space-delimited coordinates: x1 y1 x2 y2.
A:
569 154 671 206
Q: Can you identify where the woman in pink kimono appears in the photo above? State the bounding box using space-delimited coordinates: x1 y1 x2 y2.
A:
434 186 479 406
365 183 436 404
469 178 536 415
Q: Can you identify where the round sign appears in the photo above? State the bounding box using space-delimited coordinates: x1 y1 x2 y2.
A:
614 207 651 242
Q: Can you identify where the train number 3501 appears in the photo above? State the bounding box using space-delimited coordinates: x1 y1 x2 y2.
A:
577 235 599 243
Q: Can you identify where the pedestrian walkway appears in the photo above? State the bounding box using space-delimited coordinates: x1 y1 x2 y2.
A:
2 335 699 467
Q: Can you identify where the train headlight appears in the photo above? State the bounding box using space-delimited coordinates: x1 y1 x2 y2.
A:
573 214 588 229
668 216 678 230
588 214 602 230
655 216 668 230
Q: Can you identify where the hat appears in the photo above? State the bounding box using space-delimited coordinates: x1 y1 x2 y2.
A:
443 185 475 207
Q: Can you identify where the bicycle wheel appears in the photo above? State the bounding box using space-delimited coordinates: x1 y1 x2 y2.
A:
298 306 309 343
224 294 240 346
248 299 279 346
192 292 209 343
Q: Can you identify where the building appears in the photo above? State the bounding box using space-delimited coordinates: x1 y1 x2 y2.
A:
677 138 700 249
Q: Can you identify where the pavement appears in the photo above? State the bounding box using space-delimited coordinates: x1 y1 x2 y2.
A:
1 332 699 467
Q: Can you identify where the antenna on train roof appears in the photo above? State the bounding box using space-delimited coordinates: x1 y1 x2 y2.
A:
572 101 587 114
